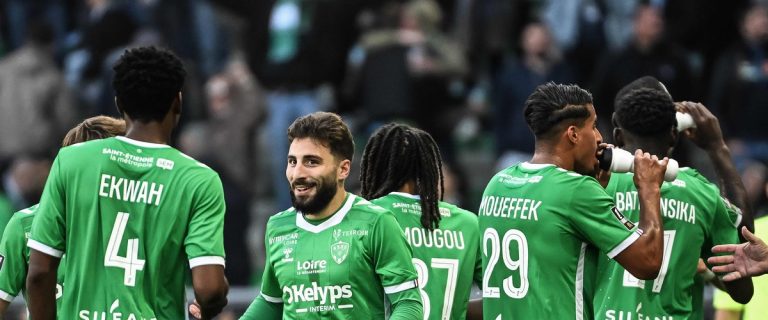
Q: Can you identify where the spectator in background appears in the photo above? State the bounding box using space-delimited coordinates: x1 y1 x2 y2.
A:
591 4 694 137
0 156 51 239
708 4 768 164
0 20 77 162
492 21 574 168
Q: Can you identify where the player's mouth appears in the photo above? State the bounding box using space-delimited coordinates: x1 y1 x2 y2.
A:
292 182 316 196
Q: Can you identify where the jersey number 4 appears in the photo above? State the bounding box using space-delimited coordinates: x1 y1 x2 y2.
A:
105 212 146 286
623 230 676 292
482 228 528 299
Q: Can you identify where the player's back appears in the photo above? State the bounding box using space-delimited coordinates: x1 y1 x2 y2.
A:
30 136 225 319
372 192 481 320
594 168 741 319
478 162 639 319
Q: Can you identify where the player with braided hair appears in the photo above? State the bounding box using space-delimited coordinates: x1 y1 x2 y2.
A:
360 123 481 319
27 46 228 319
592 76 753 319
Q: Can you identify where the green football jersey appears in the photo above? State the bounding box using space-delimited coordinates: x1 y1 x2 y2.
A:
259 193 421 319
372 192 482 320
0 205 64 305
593 168 741 320
478 162 640 320
29 136 226 319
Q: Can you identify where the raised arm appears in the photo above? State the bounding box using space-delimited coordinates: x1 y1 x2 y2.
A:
613 150 668 279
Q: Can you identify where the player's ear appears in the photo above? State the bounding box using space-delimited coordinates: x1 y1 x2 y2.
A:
613 127 624 147
115 97 124 115
337 158 351 180
566 125 579 144
171 91 182 115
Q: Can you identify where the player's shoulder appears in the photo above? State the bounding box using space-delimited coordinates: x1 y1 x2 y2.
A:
5 205 37 235
350 195 393 218
267 207 299 226
438 201 477 222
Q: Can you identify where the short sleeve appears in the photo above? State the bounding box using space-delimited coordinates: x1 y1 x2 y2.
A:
259 226 283 303
0 214 29 301
369 213 420 301
185 173 226 268
29 156 66 258
569 179 640 259
703 195 741 261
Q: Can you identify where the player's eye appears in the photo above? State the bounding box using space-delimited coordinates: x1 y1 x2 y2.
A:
287 158 297 166
306 159 319 166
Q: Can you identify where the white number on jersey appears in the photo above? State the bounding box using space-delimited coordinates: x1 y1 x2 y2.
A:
105 212 146 286
413 258 460 320
623 230 676 293
482 228 529 299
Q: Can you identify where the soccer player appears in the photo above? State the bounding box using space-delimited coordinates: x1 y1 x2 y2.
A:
240 112 422 319
26 46 229 320
0 115 126 315
592 80 753 319
360 123 481 320
478 82 668 319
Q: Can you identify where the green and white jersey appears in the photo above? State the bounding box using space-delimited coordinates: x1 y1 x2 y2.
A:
29 136 226 319
0 205 64 304
478 162 640 320
260 193 421 319
593 168 742 320
372 192 482 320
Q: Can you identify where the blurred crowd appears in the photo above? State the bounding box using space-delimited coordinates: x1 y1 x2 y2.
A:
0 0 767 301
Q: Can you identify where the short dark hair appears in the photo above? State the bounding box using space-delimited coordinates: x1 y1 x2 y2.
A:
614 76 670 107
360 123 444 230
615 87 676 136
112 46 186 122
62 116 126 147
523 82 593 138
287 112 354 161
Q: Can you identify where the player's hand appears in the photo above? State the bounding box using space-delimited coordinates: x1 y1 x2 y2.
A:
676 101 726 150
189 300 202 320
632 149 668 189
709 226 768 281
595 143 613 188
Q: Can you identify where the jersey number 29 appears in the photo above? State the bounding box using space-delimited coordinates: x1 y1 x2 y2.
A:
482 228 528 299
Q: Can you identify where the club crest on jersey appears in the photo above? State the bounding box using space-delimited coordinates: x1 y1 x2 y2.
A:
282 247 294 262
611 207 636 230
331 241 350 264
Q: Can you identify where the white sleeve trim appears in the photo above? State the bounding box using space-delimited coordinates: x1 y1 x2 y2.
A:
383 279 418 294
189 256 226 268
261 293 283 303
27 239 64 258
0 289 15 302
607 230 642 259
733 212 743 228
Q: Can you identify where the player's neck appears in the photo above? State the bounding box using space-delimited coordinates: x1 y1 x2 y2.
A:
622 137 670 158
124 122 173 145
304 187 348 221
397 181 417 195
530 144 574 171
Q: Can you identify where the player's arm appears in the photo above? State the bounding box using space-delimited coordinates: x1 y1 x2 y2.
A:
27 249 60 320
612 150 668 280
371 213 423 319
466 299 482 320
0 214 31 315
27 156 67 320
678 102 754 234
239 220 283 320
186 174 229 319
240 296 283 319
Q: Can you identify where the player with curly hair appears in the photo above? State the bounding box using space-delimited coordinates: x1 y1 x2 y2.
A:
26 47 228 320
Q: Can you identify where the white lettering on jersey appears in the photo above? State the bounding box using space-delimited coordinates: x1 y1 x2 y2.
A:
479 196 540 221
403 227 465 250
283 282 353 305
78 299 157 320
99 174 164 206
615 192 696 224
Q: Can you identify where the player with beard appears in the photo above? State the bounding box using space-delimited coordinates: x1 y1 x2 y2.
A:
478 83 668 319
240 112 422 319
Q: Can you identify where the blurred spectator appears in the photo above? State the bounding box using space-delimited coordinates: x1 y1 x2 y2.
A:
492 22 575 167
0 156 51 239
179 122 253 286
709 4 768 163
3 0 68 53
0 20 77 162
591 4 694 135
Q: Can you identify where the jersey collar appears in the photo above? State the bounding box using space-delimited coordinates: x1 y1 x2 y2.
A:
296 193 356 233
389 192 420 200
520 162 555 170
116 136 170 148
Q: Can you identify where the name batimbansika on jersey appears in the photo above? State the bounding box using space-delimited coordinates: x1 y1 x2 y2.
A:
479 162 641 319
594 168 742 320
29 136 226 319
260 193 421 319
373 192 482 320
0 205 64 306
